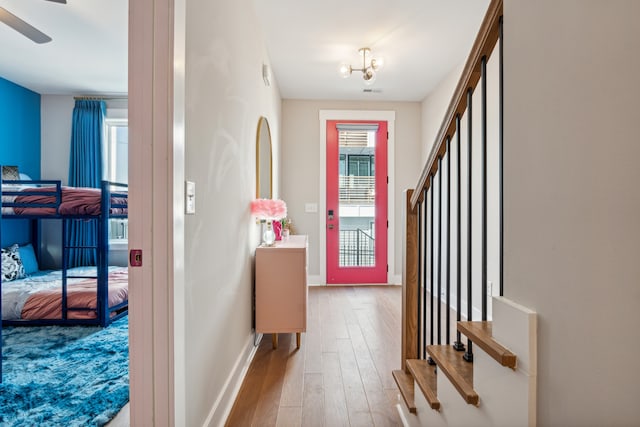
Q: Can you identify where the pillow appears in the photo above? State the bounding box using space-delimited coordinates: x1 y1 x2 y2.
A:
18 243 39 275
2 166 19 180
1 244 25 282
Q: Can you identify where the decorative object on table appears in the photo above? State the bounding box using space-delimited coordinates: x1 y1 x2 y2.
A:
272 218 282 241
250 198 287 246
280 217 292 240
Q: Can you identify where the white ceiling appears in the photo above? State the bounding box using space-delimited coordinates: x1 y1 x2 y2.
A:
0 0 127 95
0 0 489 101
254 0 489 101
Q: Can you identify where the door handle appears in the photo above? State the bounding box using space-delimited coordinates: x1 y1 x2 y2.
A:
328 224 334 230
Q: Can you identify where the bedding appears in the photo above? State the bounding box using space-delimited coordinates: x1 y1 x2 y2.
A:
17 243 39 275
1 183 28 215
1 244 25 282
8 186 128 216
1 266 128 320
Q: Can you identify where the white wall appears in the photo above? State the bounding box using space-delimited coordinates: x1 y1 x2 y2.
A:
40 95 74 269
40 95 128 268
183 0 281 425
281 100 421 282
421 62 464 163
504 0 640 425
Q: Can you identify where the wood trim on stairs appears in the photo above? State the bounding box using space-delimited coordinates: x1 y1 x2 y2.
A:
406 359 440 410
392 370 417 414
426 345 478 405
457 321 517 369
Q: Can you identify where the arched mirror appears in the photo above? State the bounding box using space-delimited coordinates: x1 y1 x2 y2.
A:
256 116 272 199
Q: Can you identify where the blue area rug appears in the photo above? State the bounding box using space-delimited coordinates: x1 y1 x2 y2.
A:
0 316 129 426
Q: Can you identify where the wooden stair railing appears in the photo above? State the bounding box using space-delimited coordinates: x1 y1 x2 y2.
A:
395 0 510 414
409 0 503 210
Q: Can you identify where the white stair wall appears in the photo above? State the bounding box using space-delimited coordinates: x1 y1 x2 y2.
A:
398 296 537 427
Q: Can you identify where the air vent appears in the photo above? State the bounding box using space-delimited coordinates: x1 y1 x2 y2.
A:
363 88 382 93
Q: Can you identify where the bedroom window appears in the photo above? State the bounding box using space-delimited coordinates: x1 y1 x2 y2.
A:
104 119 128 184
104 119 128 241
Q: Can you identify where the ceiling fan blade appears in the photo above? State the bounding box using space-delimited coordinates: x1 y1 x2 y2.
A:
0 7 52 44
45 0 67 3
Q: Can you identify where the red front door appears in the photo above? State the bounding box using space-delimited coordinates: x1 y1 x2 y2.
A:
326 120 388 284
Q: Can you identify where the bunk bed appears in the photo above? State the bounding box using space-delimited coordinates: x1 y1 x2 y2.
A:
0 178 129 328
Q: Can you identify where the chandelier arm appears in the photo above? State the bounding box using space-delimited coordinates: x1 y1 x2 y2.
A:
340 47 379 82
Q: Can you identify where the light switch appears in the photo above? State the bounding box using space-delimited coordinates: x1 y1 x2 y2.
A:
185 181 196 214
305 203 318 213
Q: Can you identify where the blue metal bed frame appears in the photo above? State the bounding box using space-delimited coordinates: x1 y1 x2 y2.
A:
0 179 128 323
0 179 128 380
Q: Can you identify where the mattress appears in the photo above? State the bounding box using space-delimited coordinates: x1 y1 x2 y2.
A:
10 186 128 216
1 266 128 320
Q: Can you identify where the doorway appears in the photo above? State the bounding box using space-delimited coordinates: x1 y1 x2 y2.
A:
326 120 388 284
318 110 396 286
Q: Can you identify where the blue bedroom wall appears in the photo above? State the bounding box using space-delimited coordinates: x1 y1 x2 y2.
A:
0 77 41 247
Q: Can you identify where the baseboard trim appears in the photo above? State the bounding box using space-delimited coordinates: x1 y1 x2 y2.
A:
307 275 323 286
204 332 261 427
396 402 411 427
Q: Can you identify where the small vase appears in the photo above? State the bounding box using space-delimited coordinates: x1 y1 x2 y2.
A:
273 219 282 241
282 228 290 240
263 220 276 246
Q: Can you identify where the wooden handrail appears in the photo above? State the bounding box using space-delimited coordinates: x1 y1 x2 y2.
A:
410 0 503 210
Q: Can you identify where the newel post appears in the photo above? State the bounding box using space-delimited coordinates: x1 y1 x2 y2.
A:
402 189 418 372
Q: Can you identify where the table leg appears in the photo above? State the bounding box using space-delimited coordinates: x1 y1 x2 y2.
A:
272 333 278 349
296 332 301 349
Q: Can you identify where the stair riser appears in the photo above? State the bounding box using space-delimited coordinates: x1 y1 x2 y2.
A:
492 296 537 376
474 348 536 426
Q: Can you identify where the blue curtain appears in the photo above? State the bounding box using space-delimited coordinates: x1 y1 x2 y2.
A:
66 100 105 267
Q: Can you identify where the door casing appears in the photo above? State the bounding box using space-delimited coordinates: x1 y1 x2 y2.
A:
318 110 396 285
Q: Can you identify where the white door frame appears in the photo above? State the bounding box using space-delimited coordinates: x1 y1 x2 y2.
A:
129 0 184 424
318 110 396 285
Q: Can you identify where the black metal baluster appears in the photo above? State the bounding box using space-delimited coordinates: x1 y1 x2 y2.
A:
499 16 505 297
453 115 465 351
423 188 428 360
428 177 436 365
437 157 442 345
417 201 422 359
446 137 451 345
481 55 488 321
357 230 361 266
464 88 474 363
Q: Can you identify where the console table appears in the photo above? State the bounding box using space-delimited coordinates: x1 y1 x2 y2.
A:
255 234 308 349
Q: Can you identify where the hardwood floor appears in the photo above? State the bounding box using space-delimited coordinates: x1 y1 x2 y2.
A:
226 286 403 427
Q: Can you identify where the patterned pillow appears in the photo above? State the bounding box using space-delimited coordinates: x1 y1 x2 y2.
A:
2 244 26 282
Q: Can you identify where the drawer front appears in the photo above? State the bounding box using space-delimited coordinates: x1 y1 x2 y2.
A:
255 241 307 333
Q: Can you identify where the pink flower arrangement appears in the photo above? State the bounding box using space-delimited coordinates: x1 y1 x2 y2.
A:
250 198 287 220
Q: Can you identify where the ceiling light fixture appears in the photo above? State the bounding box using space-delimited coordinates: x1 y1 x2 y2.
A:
339 47 384 86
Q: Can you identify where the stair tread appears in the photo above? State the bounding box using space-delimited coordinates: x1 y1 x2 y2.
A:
457 321 517 369
392 369 416 413
406 359 440 410
426 345 479 405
